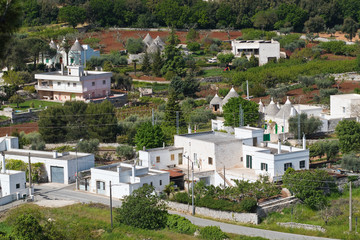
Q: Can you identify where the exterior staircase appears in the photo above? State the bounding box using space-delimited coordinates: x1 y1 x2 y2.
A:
217 171 233 187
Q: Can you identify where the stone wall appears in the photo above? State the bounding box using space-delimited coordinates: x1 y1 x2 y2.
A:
166 201 259 224
277 222 326 232
257 197 299 218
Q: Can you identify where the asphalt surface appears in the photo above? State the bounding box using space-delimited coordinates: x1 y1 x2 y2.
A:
7 183 336 240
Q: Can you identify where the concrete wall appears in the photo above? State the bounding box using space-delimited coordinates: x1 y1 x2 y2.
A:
0 171 26 197
258 42 280 66
215 141 243 170
330 95 360 118
139 148 183 169
166 201 259 224
5 150 94 184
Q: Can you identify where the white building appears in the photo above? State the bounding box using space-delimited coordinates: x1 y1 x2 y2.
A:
45 39 100 67
262 97 323 134
231 39 280 66
171 126 308 185
139 146 183 169
35 65 112 101
330 94 360 118
209 87 239 113
0 170 26 197
0 136 94 184
89 163 169 199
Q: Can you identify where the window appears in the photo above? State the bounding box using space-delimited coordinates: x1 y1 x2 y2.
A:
156 156 160 163
46 59 49 63
178 153 183 165
284 163 292 171
96 181 105 190
160 180 162 186
343 107 346 113
261 163 268 171
194 153 197 164
92 82 95 86
16 183 20 189
171 154 175 161
57 82 61 86
73 83 76 87
300 160 306 169
208 157 213 165
246 155 252 169
150 182 153 186
67 82 70 87
103 80 106 85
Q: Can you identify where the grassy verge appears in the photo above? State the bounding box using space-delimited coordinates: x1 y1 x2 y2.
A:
193 187 360 240
0 203 267 240
1 100 61 111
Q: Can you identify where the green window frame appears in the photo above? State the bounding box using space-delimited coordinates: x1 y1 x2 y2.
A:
246 155 252 169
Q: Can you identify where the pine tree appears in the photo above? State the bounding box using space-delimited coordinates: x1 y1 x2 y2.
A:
152 50 163 77
163 92 185 128
142 51 151 75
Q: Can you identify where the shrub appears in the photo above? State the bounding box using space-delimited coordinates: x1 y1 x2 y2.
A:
23 86 36 93
115 184 168 230
77 139 99 153
239 197 258 213
200 226 228 240
55 145 74 152
187 42 201 52
174 192 191 204
116 145 134 160
166 214 197 234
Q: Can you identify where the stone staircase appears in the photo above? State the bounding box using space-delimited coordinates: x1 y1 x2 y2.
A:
217 171 233 187
257 196 299 218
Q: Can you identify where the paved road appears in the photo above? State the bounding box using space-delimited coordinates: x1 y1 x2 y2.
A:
28 184 337 240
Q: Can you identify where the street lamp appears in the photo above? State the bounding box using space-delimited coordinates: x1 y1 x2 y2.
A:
75 139 83 190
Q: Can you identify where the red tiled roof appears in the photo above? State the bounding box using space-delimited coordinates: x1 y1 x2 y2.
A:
163 169 185 178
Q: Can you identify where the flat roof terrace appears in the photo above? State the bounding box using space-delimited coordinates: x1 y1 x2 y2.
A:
177 131 241 144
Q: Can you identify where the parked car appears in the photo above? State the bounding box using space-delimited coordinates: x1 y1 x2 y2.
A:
208 57 217 63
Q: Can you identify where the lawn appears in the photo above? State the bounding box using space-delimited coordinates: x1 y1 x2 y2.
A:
132 81 169 92
1 100 61 111
201 68 228 78
0 203 267 240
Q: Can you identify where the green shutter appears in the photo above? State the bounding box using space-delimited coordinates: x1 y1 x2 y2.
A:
263 134 270 141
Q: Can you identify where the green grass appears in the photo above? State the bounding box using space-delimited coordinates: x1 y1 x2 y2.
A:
0 115 9 121
200 68 232 78
0 203 267 240
132 81 169 92
249 187 360 240
2 100 61 111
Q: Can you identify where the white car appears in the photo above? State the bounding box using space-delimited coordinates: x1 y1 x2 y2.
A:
208 57 217 63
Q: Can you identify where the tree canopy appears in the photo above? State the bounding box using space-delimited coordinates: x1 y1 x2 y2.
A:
336 120 360 153
135 122 165 150
223 97 259 127
115 184 168 230
288 113 323 139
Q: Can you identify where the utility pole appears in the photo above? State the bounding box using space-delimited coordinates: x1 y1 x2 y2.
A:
176 111 179 135
152 108 154 126
297 105 301 145
110 181 113 228
239 104 244 127
28 153 32 198
239 104 241 127
246 80 249 100
350 181 352 232
192 161 195 216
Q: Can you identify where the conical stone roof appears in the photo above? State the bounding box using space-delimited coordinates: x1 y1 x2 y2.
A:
70 39 84 51
210 94 222 105
264 98 280 116
275 96 297 118
49 39 57 49
143 33 153 47
153 36 165 46
222 87 239 106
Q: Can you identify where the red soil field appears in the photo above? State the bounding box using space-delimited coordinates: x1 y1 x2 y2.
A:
86 29 242 53
0 122 39 137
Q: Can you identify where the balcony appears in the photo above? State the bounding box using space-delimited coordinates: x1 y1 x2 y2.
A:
36 85 53 91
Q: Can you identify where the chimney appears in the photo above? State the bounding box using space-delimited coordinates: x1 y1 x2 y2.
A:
61 64 64 75
117 164 121 173
278 140 281 154
1 153 5 174
53 150 58 159
131 165 136 183
289 146 293 152
188 125 191 134
277 102 281 109
163 142 165 149
143 146 146 151
303 134 306 150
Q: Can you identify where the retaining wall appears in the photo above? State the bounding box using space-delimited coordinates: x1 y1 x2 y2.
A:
277 222 326 232
166 201 259 224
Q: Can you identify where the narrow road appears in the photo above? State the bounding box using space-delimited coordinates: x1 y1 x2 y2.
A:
26 183 337 240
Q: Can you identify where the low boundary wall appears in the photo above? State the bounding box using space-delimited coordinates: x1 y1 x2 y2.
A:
166 201 259 224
